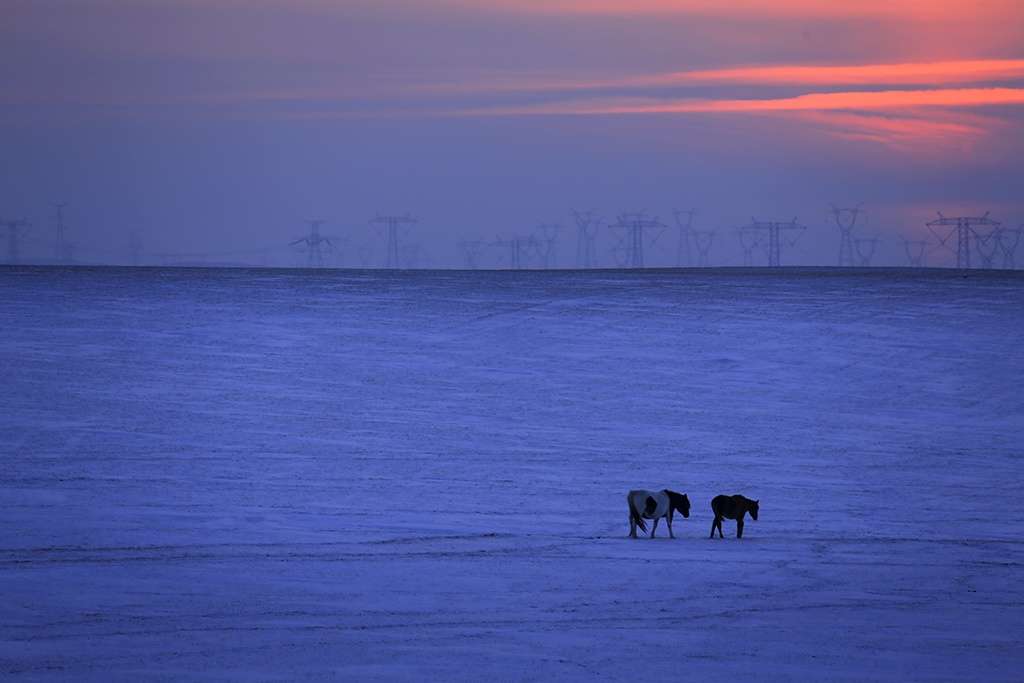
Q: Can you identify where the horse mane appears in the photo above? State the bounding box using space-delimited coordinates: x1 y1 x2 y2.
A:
664 489 689 511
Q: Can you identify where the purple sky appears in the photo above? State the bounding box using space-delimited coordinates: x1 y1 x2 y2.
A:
2 0 1023 268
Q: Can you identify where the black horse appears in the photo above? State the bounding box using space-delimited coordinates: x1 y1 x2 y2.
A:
710 494 759 538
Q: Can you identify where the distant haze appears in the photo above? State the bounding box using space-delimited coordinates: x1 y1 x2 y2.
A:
2 1 1023 268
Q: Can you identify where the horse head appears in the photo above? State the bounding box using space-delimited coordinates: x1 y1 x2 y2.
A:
667 490 690 518
749 499 759 521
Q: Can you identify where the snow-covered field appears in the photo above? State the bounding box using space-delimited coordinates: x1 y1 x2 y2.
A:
2 266 1023 681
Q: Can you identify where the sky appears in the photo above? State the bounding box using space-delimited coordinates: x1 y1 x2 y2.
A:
2 0 1023 268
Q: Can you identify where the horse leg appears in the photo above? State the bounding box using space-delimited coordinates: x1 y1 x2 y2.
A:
666 510 675 539
629 515 637 539
736 517 744 538
710 516 719 539
650 517 659 539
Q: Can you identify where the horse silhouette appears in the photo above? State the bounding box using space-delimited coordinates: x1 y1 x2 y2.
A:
710 494 759 538
627 489 690 538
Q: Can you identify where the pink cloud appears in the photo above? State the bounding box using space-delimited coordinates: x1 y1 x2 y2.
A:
642 60 1024 88
399 59 1024 97
444 87 1024 154
456 88 1024 116
431 0 1024 20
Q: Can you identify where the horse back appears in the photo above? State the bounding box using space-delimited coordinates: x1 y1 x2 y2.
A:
628 490 653 516
712 494 750 519
629 489 669 519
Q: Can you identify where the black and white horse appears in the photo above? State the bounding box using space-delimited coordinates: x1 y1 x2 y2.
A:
710 494 759 538
627 489 690 538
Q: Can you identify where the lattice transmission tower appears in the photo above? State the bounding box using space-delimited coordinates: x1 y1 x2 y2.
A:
998 226 1021 269
736 226 764 267
290 220 332 268
52 203 73 263
493 235 540 270
926 211 1000 269
672 207 697 267
974 230 1001 269
1 219 32 264
829 203 865 267
127 231 144 266
693 228 716 267
854 235 882 266
741 218 807 267
538 222 560 269
459 238 483 269
609 211 666 268
900 236 930 267
369 214 417 269
572 209 600 269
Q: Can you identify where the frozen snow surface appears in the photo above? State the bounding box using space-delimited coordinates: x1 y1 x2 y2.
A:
2 266 1023 682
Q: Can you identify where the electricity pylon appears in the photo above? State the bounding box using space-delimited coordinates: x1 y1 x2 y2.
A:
736 226 765 267
369 214 417 269
52 203 71 263
609 211 666 268
741 218 807 267
693 228 716 267
493 235 539 270
1 219 32 264
997 226 1021 269
330 236 349 268
926 211 1000 269
459 238 483 269
403 242 425 268
974 229 1000 269
290 220 331 268
127 231 143 266
900 236 930 267
829 203 865 267
539 222 560 269
854 235 882 266
672 207 697 267
572 209 600 269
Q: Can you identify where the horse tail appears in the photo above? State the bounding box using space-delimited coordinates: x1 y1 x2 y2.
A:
628 493 648 533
